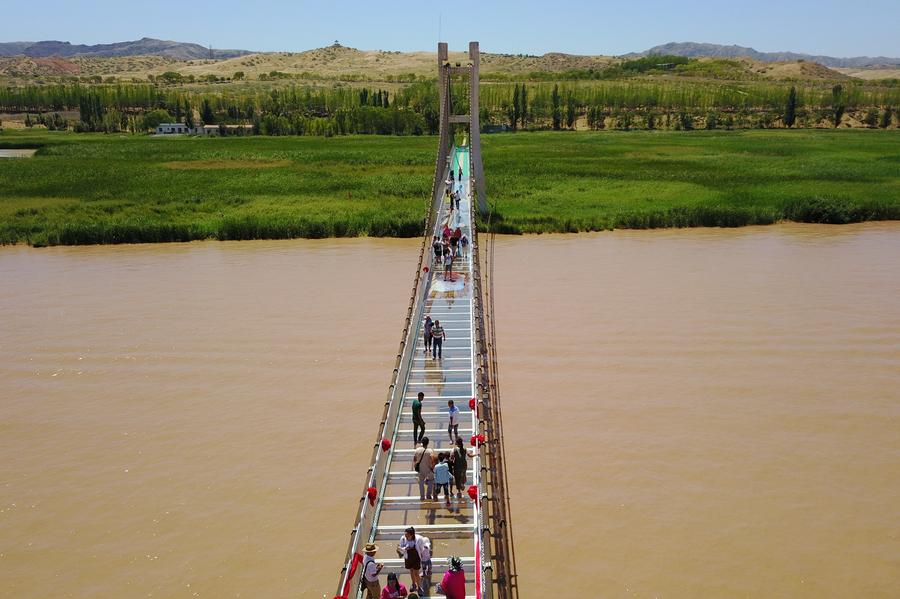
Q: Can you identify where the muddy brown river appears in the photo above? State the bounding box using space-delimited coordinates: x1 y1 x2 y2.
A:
1 224 898 598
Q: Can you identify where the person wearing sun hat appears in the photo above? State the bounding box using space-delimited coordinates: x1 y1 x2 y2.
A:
361 542 383 599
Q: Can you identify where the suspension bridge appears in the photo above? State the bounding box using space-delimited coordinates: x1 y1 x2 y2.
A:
334 42 518 599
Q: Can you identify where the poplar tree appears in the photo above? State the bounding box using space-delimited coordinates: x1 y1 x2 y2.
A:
200 99 215 125
512 84 520 131
551 84 561 130
520 85 527 129
784 86 797 128
832 85 844 128
565 92 576 129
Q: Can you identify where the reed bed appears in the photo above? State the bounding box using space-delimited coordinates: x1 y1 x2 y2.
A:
1 129 897 246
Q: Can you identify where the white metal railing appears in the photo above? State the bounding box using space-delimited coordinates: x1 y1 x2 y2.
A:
334 146 455 598
335 146 490 599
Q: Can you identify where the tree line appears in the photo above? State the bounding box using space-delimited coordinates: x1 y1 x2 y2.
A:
1 78 896 135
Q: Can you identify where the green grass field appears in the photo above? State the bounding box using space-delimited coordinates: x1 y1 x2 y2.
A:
1 129 898 245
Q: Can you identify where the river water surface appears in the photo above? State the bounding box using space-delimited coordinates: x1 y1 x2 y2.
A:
1 224 898 598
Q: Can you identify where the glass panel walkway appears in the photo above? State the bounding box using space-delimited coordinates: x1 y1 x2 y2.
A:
336 146 483 599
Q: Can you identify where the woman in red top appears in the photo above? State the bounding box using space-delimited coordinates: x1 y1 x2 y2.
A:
380 572 408 599
438 556 466 599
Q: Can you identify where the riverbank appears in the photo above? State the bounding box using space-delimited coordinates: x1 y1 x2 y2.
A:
1 129 898 246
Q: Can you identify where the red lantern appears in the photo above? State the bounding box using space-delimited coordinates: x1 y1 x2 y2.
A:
468 398 476 410
423 266 429 273
467 484 478 504
381 438 392 452
366 487 378 506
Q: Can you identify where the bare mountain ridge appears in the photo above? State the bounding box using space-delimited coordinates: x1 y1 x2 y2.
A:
630 42 900 68
0 40 882 82
1 37 896 68
0 37 250 60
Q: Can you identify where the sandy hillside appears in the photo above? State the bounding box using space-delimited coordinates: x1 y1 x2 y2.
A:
176 45 616 78
0 55 179 80
834 67 900 80
757 60 851 80
0 44 862 83
0 44 616 81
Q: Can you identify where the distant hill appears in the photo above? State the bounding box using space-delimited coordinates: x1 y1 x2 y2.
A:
629 42 900 68
0 41 875 84
0 37 251 60
1 38 897 69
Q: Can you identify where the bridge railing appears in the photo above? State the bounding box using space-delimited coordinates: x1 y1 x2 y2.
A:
334 148 448 599
470 172 495 599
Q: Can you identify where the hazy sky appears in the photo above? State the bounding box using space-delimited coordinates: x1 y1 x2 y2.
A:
5 0 899 57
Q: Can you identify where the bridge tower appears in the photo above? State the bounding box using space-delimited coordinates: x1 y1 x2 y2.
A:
435 41 487 216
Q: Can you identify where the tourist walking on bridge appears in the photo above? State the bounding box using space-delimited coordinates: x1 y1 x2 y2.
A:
434 452 453 506
362 543 384 599
437 556 466 599
398 526 429 593
413 437 435 500
452 228 462 255
449 233 459 259
412 392 426 446
419 535 433 591
380 572 408 599
443 251 453 281
447 400 459 442
423 316 434 355
432 236 443 267
450 436 475 498
431 321 445 359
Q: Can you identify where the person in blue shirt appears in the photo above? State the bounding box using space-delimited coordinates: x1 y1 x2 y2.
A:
433 452 453 506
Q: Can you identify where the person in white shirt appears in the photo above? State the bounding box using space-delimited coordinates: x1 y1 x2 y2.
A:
361 542 383 599
419 535 433 591
447 400 460 442
397 526 430 594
